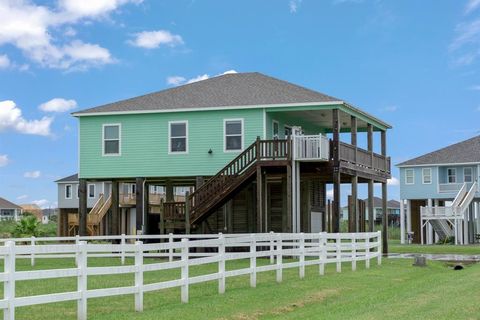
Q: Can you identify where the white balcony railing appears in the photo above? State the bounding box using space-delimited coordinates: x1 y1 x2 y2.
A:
438 182 477 194
420 206 459 219
293 134 330 161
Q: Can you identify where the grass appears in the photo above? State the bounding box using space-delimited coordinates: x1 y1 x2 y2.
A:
2 255 479 320
389 240 480 255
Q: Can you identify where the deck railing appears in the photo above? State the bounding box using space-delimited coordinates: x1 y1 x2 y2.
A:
338 142 390 174
293 135 330 161
0 232 381 320
163 202 186 220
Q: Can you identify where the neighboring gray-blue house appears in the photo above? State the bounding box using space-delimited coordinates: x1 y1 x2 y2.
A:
397 136 480 245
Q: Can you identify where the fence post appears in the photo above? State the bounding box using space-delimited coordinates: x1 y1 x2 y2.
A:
336 235 341 273
276 233 282 283
250 234 256 288
4 241 15 320
351 233 357 271
299 233 305 279
75 234 80 266
365 234 370 269
319 232 326 276
30 236 35 267
77 241 87 320
269 231 275 264
169 233 174 262
377 231 382 265
135 241 143 312
181 238 189 303
121 234 126 265
218 234 225 294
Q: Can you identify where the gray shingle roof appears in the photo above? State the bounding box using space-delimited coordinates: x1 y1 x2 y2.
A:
0 197 21 210
55 173 78 183
362 197 400 209
397 135 480 167
73 72 341 115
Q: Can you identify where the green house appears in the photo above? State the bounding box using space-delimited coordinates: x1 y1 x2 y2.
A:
60 72 392 240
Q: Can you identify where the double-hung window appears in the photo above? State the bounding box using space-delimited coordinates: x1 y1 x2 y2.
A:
447 168 457 184
272 120 279 139
464 167 473 183
224 119 243 151
103 124 121 156
88 184 95 199
169 121 188 153
65 184 72 199
405 169 414 185
422 168 432 184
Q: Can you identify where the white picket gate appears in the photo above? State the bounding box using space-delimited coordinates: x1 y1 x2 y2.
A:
0 232 381 320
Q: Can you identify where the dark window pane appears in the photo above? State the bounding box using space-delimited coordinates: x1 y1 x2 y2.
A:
226 136 242 150
226 121 242 135
171 137 186 152
104 126 119 139
273 122 279 136
105 140 119 154
66 185 71 198
171 123 186 137
88 185 95 197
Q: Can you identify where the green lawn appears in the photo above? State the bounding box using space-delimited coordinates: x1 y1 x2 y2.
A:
389 240 480 255
2 255 479 320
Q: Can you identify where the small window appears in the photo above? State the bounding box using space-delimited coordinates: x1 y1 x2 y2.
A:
273 120 279 138
65 184 72 199
447 168 457 184
224 119 243 151
284 125 292 137
422 168 432 184
88 184 95 198
169 121 188 153
103 124 121 155
405 169 414 185
464 167 473 183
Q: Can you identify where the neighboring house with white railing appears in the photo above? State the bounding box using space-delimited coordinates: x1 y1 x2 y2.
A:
397 135 480 245
0 197 22 221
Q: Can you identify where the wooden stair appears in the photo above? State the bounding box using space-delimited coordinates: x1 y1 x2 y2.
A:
187 138 291 226
68 193 112 236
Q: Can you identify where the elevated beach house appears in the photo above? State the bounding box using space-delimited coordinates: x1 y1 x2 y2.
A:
397 136 480 245
63 72 392 248
0 197 22 221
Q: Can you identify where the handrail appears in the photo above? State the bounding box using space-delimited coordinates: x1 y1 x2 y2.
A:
89 193 104 216
452 183 467 208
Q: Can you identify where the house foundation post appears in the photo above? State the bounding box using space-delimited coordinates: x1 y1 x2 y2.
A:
381 130 388 254
111 181 120 236
136 177 145 235
400 199 405 244
78 179 87 236
332 109 341 233
367 124 375 232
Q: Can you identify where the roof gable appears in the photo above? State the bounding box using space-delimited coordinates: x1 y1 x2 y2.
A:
55 173 78 183
397 135 480 167
0 197 22 210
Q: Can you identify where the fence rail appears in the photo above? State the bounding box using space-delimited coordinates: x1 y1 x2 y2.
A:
0 232 381 320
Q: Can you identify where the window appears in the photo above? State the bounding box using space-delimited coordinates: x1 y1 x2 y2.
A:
405 169 414 185
447 168 457 184
88 184 95 198
272 120 279 138
224 119 243 151
169 121 188 153
284 125 292 137
103 124 121 156
65 184 72 199
422 168 432 184
464 167 473 183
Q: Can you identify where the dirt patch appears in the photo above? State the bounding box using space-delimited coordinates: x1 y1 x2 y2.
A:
222 289 340 320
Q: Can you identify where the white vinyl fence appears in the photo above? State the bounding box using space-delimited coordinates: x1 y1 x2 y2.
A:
0 232 381 320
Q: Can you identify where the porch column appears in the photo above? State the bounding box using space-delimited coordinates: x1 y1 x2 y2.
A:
256 166 263 232
381 130 388 254
406 199 412 236
78 178 87 236
332 108 341 233
166 180 174 202
367 124 375 232
136 177 145 234
434 199 440 241
111 181 119 235
400 199 405 244
427 198 433 244
350 176 358 232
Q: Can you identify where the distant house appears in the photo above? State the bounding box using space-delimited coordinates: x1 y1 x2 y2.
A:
0 197 22 221
19 204 43 221
397 135 480 245
341 197 400 224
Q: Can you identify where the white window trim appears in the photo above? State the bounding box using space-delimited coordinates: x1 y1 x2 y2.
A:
422 168 432 185
224 118 244 153
405 169 415 185
272 120 279 139
284 124 292 137
447 168 457 184
464 167 473 183
88 184 96 199
102 123 121 156
65 184 72 199
168 121 189 154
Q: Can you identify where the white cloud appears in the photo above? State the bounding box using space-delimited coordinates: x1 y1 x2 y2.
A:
468 84 480 90
39 98 77 112
0 100 53 136
0 0 139 70
387 177 399 186
0 54 10 69
17 195 28 200
333 0 364 4
32 199 50 209
465 0 480 14
24 170 41 179
128 30 184 49
326 188 334 199
289 0 301 13
450 18 480 66
0 154 8 167
166 70 238 86
381 105 398 112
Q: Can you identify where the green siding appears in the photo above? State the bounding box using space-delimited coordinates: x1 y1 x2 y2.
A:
79 108 264 179
265 112 326 139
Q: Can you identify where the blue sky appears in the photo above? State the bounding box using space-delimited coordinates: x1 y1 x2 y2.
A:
0 0 479 208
